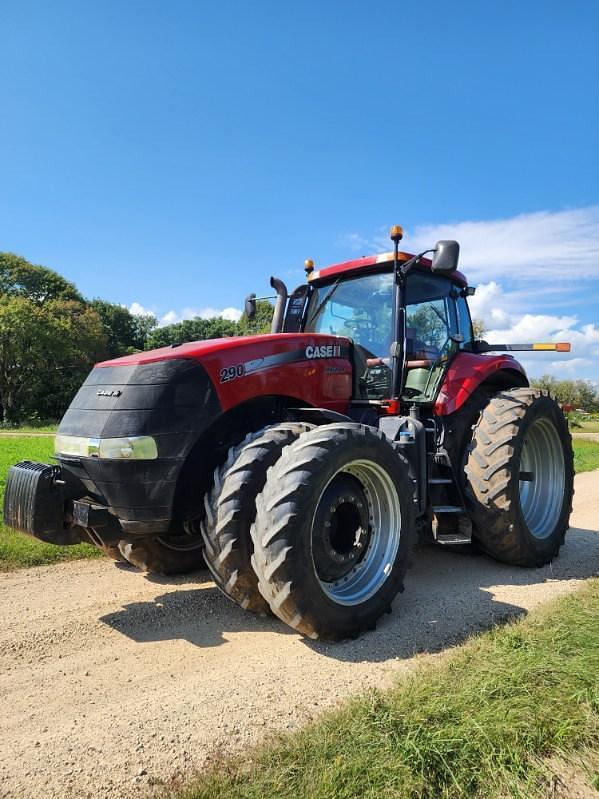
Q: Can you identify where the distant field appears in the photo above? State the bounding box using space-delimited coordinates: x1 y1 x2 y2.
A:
578 419 599 433
0 436 101 571
1 434 598 572
0 423 58 433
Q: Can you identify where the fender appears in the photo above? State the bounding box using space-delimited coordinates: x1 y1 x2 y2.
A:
435 352 528 415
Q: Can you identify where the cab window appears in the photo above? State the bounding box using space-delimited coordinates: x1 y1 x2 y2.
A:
305 271 394 358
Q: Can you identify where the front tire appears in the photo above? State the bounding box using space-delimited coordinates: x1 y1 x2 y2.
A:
118 534 205 575
251 424 416 641
465 388 574 566
201 423 313 614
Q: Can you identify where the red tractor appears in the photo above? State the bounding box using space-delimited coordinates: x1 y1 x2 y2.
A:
4 227 574 640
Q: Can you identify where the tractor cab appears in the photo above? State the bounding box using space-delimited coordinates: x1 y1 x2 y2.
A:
300 266 473 406
281 227 470 412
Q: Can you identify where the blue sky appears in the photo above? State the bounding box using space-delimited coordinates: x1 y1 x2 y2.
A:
1 1 598 380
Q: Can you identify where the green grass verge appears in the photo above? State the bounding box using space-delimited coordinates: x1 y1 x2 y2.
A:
573 438 599 474
176 580 599 799
0 436 101 571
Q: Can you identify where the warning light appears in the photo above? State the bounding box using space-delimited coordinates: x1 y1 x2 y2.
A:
304 259 315 274
532 343 571 352
389 225 404 242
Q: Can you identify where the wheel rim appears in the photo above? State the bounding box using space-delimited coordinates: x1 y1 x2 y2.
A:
518 417 565 539
311 459 401 606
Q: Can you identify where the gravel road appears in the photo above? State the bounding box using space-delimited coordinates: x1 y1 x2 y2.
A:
1 471 598 799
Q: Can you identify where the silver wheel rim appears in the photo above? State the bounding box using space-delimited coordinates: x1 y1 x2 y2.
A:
518 417 565 539
312 459 401 606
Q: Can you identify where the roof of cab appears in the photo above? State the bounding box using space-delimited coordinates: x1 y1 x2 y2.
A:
308 251 468 287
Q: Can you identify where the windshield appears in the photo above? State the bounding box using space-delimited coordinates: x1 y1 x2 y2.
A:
305 269 460 402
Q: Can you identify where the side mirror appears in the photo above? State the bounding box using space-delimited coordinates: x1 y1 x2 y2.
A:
244 293 257 320
431 240 460 274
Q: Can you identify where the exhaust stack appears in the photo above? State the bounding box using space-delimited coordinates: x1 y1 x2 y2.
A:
270 276 288 333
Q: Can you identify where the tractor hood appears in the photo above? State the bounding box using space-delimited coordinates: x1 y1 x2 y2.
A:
93 333 354 414
60 332 353 444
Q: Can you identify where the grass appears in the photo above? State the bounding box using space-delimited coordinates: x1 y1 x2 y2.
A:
0 422 58 433
0 436 101 571
578 419 599 433
174 580 599 799
573 437 599 474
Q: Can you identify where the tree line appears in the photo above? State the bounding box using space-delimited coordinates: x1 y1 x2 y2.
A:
0 253 271 424
1 252 597 424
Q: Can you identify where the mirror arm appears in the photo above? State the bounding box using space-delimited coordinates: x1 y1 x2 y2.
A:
399 248 434 278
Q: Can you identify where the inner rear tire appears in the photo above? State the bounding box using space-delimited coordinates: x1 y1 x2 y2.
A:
118 534 205 575
251 423 416 641
464 388 574 566
201 423 313 614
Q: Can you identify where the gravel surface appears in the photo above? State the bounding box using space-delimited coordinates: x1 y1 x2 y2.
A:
1 470 598 799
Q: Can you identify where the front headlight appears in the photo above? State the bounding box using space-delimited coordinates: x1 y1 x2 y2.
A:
55 435 158 460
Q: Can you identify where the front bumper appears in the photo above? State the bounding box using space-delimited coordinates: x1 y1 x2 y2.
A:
3 461 86 545
4 460 127 546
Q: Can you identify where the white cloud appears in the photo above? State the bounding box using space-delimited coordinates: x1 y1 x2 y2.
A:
468 281 511 329
199 306 243 323
127 302 156 317
367 205 599 283
128 301 243 327
344 207 599 381
471 285 599 379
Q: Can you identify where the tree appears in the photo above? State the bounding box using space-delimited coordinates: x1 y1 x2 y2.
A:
238 300 273 335
90 299 157 357
0 252 82 304
0 295 106 423
0 253 108 423
146 301 274 350
472 318 487 339
530 375 599 412
147 317 239 349
0 296 57 423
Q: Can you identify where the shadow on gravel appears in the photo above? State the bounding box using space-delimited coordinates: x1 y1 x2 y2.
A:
309 527 599 663
100 583 294 648
100 527 598 659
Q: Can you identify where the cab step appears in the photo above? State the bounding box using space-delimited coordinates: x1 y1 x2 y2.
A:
435 532 472 546
432 505 464 514
429 477 453 485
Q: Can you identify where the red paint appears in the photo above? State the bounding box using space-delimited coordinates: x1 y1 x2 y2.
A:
311 251 468 287
96 334 289 368
98 340 525 419
434 352 527 415
98 333 353 415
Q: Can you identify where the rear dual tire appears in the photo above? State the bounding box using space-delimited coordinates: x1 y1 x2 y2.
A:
465 388 574 566
201 423 314 614
251 423 416 641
